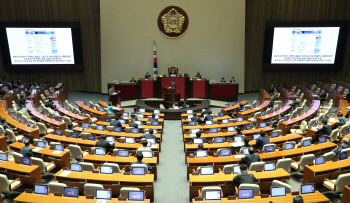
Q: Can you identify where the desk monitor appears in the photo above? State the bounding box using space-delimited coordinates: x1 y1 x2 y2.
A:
218 112 225 117
41 110 45 115
271 187 286 197
137 114 144 119
260 122 267 128
189 121 197 126
151 121 159 126
95 148 106 156
191 129 200 134
253 134 260 140
301 184 315 194
90 105 94 109
206 121 213 125
311 121 317 127
55 129 63 136
99 107 104 112
48 114 53 119
210 128 218 134
264 162 276 171
83 101 88 106
154 110 160 114
21 157 31 166
135 121 142 126
293 112 297 118
125 137 135 144
220 149 231 157
113 127 122 132
141 151 153 158
187 110 193 114
131 128 139 134
339 152 348 160
315 156 325 165
196 150 208 158
284 142 294 150
222 119 229 124
264 145 275 153
146 138 156 144
81 112 87 117
55 144 64 151
70 163 82 172
252 104 256 109
70 132 79 138
319 136 327 143
205 190 221 201
270 131 279 138
132 167 145 175
303 140 311 147
227 126 235 132
117 104 121 108
270 109 274 114
87 134 96 141
238 189 254 199
242 107 247 112
345 128 349 135
300 109 304 114
97 125 104 131
237 117 244 122
104 117 111 122
34 184 48 195
153 129 158 134
242 147 249 155
282 102 285 107
117 149 129 157
234 136 243 143
261 111 266 116
81 123 89 129
192 138 203 144
214 137 224 143
128 191 145 201
73 109 78 114
234 101 238 105
233 165 241 174
187 115 194 120
123 112 129 117
276 106 280 111
244 124 252 130
225 104 229 108
119 119 125 124
96 189 112 200
0 153 8 161
29 122 35 128
37 141 46 148
63 187 79 198
100 165 113 174
106 136 115 143
139 108 146 113
22 137 30 144
284 116 289 121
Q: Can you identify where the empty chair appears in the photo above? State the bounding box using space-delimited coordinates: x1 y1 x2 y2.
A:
298 137 312 147
272 180 292 193
323 151 335 162
243 105 252 110
41 94 48 102
201 186 222 199
69 145 88 161
310 84 316 91
90 124 97 130
290 120 307 135
44 89 50 97
0 174 22 199
273 129 282 135
48 182 67 193
249 162 265 171
337 86 343 92
12 151 23 162
299 93 304 100
37 122 54 135
295 107 304 115
33 139 40 146
274 101 282 107
64 129 73 137
343 88 349 95
213 119 218 124
86 114 98 123
6 129 23 143
31 157 56 177
291 86 296 92
28 119 37 128
248 112 261 122
84 183 104 196
62 116 78 128
322 173 350 194
125 127 132 133
222 164 239 173
120 187 140 197
329 129 340 142
262 144 276 153
17 111 23 121
0 125 5 136
315 87 321 95
330 83 336 90
291 154 315 172
80 132 91 139
49 87 55 93
293 89 300 97
102 163 121 173
239 184 260 196
276 158 292 173
81 162 95 171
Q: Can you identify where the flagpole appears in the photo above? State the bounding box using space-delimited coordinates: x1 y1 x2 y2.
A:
153 40 158 78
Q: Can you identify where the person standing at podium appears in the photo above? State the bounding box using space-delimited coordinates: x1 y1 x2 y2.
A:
145 72 151 79
108 85 116 102
170 80 176 89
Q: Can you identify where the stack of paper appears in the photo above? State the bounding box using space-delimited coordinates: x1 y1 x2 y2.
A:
59 171 71 177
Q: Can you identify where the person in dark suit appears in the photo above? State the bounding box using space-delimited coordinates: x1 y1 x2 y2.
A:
140 128 157 139
317 119 332 137
195 72 202 79
256 130 270 151
95 134 115 152
181 102 189 109
267 84 275 94
201 108 209 117
232 164 257 184
129 119 138 128
130 113 138 121
191 110 202 124
241 137 252 148
67 123 77 133
17 95 26 109
268 113 284 128
11 80 18 89
45 99 55 109
194 143 204 156
31 79 39 87
25 87 32 97
204 110 213 121
169 68 177 75
234 128 243 136
145 72 151 79
131 151 152 171
20 140 34 157
319 90 327 105
170 80 176 89
0 87 6 96
334 138 349 155
288 98 299 111
345 92 350 103
110 117 122 128
293 195 304 203
131 107 138 115
148 114 158 122
17 79 23 86
130 77 137 84
230 103 244 118
271 90 279 101
337 112 347 127
229 77 236 83
195 131 206 143
240 147 260 168
220 78 226 83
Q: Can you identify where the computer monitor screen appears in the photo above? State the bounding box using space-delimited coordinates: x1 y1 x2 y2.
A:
339 152 348 160
97 125 104 131
271 187 286 197
63 187 79 198
141 151 153 158
234 136 243 143
90 105 94 109
139 108 145 113
264 162 276 171
73 109 78 114
242 147 249 155
123 112 129 117
87 134 96 141
113 127 121 132
128 191 145 201
234 101 238 105
301 184 315 194
192 138 203 144
311 121 317 127
0 153 8 161
345 128 349 134
95 148 106 156
276 106 280 111
187 110 193 114
319 136 327 143
210 128 218 134
135 121 142 125
218 112 225 117
271 131 279 138
300 109 304 114
261 111 266 116
104 117 111 122
293 113 297 118
264 145 275 153
244 124 252 130
55 129 63 136
81 123 89 129
137 114 144 119
119 120 125 124
106 136 115 143
70 132 78 138
117 149 129 157
96 189 112 200
242 107 247 112
55 144 64 151
196 150 208 158
205 191 221 200
303 140 311 147
252 104 256 108
284 116 289 121
233 165 241 174
21 157 31 166
48 114 53 119
220 149 231 157
238 189 254 199
37 141 46 148
146 138 156 144
225 104 229 108
206 121 213 125
100 165 113 174
81 112 86 117
253 134 260 140
222 119 229 124
260 123 266 128
227 126 235 132
99 107 104 112
214 137 224 143
70 163 82 172
131 128 139 134
151 121 159 126
125 137 135 144
34 184 48 195
237 117 243 122
270 109 274 114
315 156 325 165
22 137 30 144
284 143 294 150
41 110 45 115
189 121 197 126
132 167 145 175
154 110 160 114
29 122 35 128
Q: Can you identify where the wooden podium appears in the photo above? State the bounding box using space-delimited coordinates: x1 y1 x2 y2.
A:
109 93 121 106
163 87 180 102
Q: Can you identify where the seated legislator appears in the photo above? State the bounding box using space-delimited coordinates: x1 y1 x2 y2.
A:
140 129 156 139
201 108 209 117
45 99 55 109
195 72 202 79
107 102 117 117
25 87 32 97
138 139 152 151
230 103 244 118
130 113 138 121
288 98 299 111
345 92 350 103
267 83 275 94
293 195 304 203
0 87 6 96
17 95 26 110
110 117 122 128
336 112 346 127
195 131 206 143
20 140 34 158
317 119 332 137
233 164 257 184
271 90 279 101
170 80 176 89
333 138 349 156
169 67 177 75
11 80 18 89
31 79 39 88
220 78 226 83
191 110 202 124
319 89 327 105
132 151 152 171
241 137 252 148
204 110 214 121
145 72 151 79
132 107 138 115
240 147 260 168
256 130 270 151
193 143 204 156
227 127 243 142
229 77 236 83
267 113 284 128
1 118 17 131
95 134 115 152
67 123 77 133
17 78 23 86
148 114 158 122
129 119 139 128
130 77 137 84
182 102 189 109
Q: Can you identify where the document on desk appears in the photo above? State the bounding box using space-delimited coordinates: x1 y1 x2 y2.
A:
151 144 157 148
96 200 106 203
231 143 243 147
329 118 338 122
59 171 71 177
190 134 196 138
32 147 41 152
234 155 245 159
254 108 261 110
311 127 318 131
52 151 62 155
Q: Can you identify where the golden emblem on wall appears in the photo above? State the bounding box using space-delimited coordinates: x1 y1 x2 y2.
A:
157 6 189 39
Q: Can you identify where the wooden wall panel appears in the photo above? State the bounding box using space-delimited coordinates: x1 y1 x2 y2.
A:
245 0 350 92
0 0 101 92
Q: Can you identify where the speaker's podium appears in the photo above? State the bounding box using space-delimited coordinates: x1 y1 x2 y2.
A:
109 92 121 106
163 87 180 102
